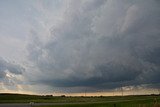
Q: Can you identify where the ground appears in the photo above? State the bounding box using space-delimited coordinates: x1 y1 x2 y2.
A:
0 93 160 107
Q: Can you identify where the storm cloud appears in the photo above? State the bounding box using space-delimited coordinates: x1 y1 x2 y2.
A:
0 57 25 91
0 57 24 77
27 0 160 91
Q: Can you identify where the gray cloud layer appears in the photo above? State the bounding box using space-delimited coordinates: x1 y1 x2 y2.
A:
27 0 160 91
0 57 24 91
0 57 24 78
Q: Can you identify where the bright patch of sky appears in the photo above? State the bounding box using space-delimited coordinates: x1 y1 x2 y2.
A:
0 0 61 62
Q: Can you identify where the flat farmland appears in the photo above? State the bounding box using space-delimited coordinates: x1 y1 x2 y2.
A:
0 94 160 107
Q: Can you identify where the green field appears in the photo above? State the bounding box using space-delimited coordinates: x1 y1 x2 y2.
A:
38 100 160 107
0 93 160 107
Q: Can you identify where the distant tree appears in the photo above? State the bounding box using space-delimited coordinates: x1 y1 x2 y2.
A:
158 89 160 95
61 95 66 97
46 95 53 97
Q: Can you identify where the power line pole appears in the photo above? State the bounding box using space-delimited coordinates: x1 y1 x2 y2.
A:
121 86 123 96
158 89 160 95
113 90 115 96
84 90 87 97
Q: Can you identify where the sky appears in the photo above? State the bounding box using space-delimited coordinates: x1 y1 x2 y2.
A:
0 0 160 96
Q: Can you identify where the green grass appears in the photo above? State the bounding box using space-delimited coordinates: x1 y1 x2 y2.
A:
38 99 160 107
38 102 160 107
0 93 160 107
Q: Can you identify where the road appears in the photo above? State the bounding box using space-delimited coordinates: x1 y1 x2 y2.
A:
0 103 53 107
0 103 68 107
0 103 30 107
0 103 64 107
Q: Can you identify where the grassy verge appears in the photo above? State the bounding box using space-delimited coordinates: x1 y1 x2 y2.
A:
0 93 160 107
37 99 160 107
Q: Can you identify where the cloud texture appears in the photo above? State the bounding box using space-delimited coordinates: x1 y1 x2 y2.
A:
0 57 24 91
0 57 24 77
26 0 160 91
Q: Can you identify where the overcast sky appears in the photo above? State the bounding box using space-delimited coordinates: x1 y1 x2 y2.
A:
0 0 160 95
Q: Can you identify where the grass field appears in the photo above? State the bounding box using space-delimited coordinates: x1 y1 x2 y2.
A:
38 99 160 107
0 93 160 107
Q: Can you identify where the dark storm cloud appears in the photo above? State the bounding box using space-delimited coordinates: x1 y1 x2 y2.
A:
27 0 160 91
0 57 25 91
0 57 24 78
